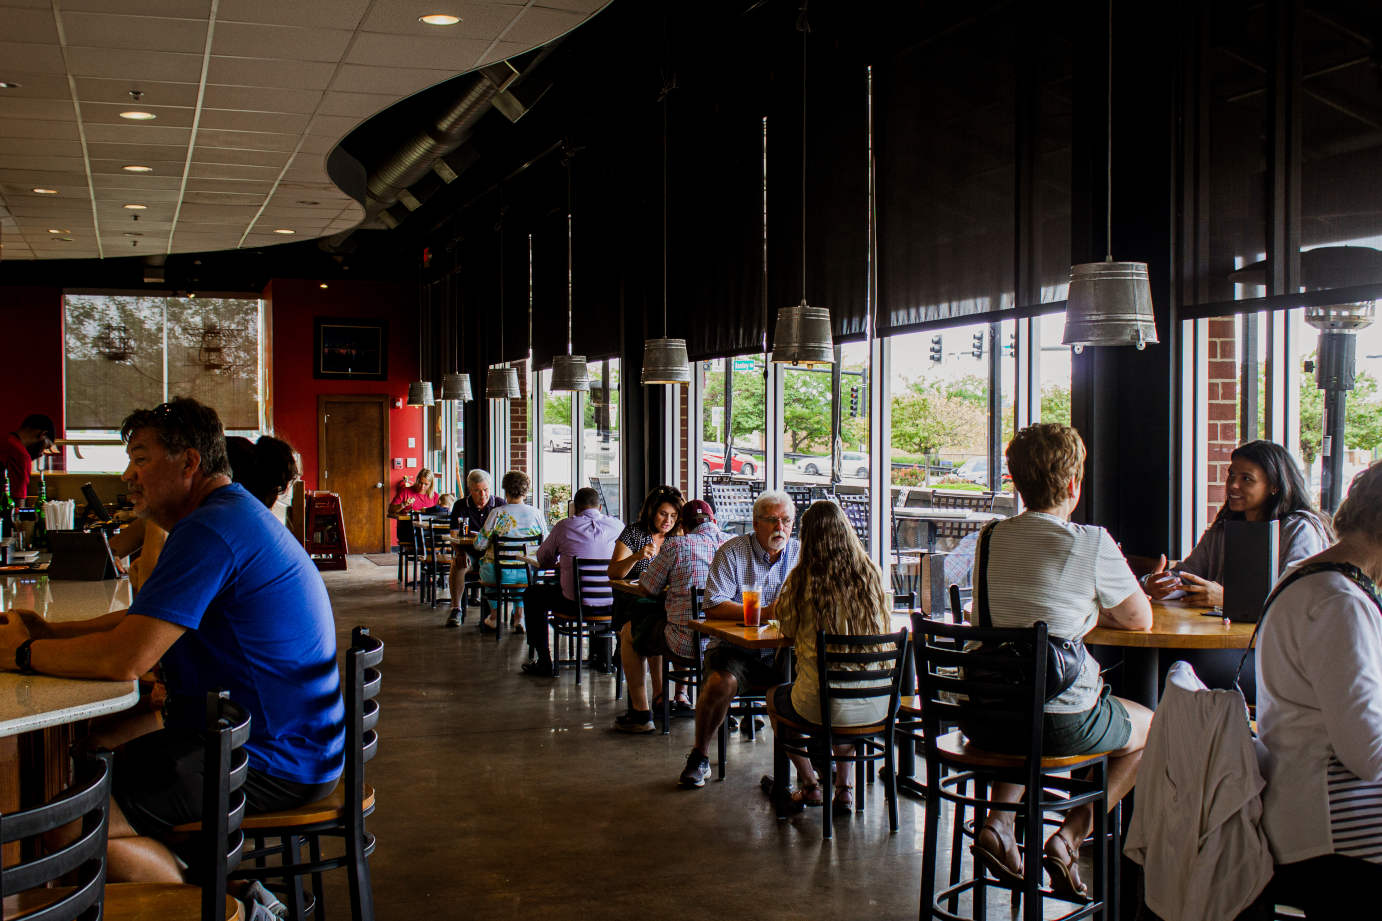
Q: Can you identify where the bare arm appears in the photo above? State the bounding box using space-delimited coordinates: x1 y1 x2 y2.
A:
1097 589 1153 632
704 601 743 622
1 613 185 681
8 608 129 639
106 519 146 558
607 541 638 580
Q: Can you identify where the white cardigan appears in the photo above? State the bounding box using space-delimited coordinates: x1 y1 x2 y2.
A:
1256 570 1382 864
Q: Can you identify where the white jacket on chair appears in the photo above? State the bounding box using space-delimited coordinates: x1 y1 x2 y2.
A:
1124 661 1273 921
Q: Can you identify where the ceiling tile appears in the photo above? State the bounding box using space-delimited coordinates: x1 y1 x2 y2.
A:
2 155 86 171
315 90 397 118
184 176 274 195
0 118 80 140
206 56 337 90
90 182 181 199
294 135 337 155
201 84 323 114
73 77 200 107
86 170 184 190
60 13 210 53
0 72 73 99
357 0 514 40
200 108 309 134
84 141 186 160
0 169 89 187
83 122 191 145
0 9 59 44
195 127 298 151
59 0 212 18
212 22 354 62
329 62 454 96
216 0 372 29
82 101 196 127
5 200 95 218
62 46 205 82
0 97 77 120
175 203 262 221
305 113 360 138
192 146 292 167
187 161 281 181
502 6 586 45
344 32 488 71
0 136 84 157
533 0 608 11
0 42 67 74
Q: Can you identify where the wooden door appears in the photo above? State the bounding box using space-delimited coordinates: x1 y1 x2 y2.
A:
319 395 389 553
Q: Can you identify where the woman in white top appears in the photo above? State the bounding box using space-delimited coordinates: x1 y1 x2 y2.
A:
967 423 1154 902
1143 440 1331 607
768 500 892 810
1256 461 1382 916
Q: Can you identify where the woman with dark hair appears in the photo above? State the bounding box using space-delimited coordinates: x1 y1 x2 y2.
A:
766 500 893 809
226 435 299 508
607 485 684 581
1144 440 1331 608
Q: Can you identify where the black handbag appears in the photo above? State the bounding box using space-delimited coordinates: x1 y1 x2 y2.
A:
972 521 1086 702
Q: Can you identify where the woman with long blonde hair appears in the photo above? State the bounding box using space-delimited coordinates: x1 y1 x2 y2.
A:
769 500 891 809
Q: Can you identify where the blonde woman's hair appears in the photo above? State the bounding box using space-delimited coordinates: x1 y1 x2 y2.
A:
775 500 890 636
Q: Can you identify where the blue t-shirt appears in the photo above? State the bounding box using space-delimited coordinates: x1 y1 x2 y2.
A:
130 483 345 785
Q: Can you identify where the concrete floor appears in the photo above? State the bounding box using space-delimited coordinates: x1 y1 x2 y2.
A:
316 557 1075 921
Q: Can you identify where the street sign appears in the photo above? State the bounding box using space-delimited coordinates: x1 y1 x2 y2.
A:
732 357 756 371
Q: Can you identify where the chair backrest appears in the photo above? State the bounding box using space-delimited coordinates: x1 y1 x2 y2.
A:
837 495 870 543
934 516 986 543
931 490 995 512
892 590 916 611
408 512 425 556
491 534 535 584
344 626 384 864
200 691 252 921
689 586 704 620
784 485 813 523
910 614 1047 769
572 556 614 610
815 629 910 736
0 753 112 921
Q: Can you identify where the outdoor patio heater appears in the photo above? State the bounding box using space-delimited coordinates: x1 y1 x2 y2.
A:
1305 300 1375 512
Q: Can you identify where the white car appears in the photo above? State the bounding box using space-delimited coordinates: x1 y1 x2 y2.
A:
796 451 870 479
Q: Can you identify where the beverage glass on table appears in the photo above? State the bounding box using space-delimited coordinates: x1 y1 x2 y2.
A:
742 588 761 627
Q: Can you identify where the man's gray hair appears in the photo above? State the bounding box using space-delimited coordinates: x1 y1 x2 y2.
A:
753 490 794 519
465 469 493 489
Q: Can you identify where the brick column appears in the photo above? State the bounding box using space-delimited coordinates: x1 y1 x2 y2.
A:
1205 317 1239 523
679 384 691 495
508 359 530 479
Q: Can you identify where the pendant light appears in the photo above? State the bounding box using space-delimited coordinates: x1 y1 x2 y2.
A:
641 70 691 385
486 202 521 399
1061 0 1158 353
550 152 592 391
439 372 472 401
772 4 834 367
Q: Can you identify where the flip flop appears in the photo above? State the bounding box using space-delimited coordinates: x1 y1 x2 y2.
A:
1042 834 1090 903
971 824 1024 887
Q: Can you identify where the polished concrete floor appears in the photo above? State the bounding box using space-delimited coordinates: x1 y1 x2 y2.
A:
317 558 1074 921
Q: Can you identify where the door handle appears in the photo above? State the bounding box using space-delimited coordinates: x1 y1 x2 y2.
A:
374 482 383 489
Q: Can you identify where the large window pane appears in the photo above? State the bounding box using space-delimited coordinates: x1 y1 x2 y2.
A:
699 356 767 485
583 359 621 517
539 369 573 527
1038 311 1073 424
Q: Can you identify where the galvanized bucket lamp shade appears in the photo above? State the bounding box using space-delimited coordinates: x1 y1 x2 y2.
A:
550 353 591 392
407 380 435 407
439 372 472 401
1061 261 1158 351
641 337 691 385
485 366 520 399
773 301 835 365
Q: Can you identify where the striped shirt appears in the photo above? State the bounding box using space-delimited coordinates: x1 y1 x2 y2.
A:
1327 758 1382 862
703 532 801 652
640 522 731 658
977 512 1141 714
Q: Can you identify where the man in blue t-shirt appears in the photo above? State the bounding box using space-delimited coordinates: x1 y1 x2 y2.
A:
0 397 345 883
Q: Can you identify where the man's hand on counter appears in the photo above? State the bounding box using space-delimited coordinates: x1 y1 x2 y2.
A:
0 613 33 671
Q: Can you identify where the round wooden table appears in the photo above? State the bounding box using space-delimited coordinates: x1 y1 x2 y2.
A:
1086 599 1255 707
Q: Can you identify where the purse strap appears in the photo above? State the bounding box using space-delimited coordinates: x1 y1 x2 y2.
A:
974 521 1000 630
1233 560 1382 688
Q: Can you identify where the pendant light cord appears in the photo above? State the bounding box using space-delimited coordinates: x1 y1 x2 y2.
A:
661 73 672 338
1105 0 1113 263
566 154 574 356
497 191 505 360
799 1 809 299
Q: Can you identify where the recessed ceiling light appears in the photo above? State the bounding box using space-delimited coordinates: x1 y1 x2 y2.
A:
0 81 21 89
122 164 153 173
297 200 320 206
47 228 70 234
273 228 295 234
123 203 147 210
419 13 460 25
124 232 144 237
32 187 58 194
119 110 156 120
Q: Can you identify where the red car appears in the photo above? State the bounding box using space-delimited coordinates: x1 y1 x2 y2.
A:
702 447 757 477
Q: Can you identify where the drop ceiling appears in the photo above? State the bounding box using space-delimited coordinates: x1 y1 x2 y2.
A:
0 0 609 260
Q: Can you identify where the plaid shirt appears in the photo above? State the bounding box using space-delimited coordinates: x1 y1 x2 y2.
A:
641 522 730 658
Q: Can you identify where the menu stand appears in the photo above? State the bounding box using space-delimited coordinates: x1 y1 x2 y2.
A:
305 491 348 571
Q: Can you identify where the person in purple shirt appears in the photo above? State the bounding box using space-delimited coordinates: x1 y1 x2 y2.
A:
521 487 624 677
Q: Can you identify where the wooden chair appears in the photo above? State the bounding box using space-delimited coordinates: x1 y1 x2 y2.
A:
551 557 616 688
658 586 704 734
911 615 1119 921
765 629 910 839
0 751 111 921
103 691 252 921
479 535 537 639
216 626 383 921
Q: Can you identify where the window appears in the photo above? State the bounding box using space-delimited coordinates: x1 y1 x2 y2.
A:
538 369 573 526
699 356 767 484
63 293 265 472
582 359 621 517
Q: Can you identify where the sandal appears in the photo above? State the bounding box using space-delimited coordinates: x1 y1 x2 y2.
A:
972 823 1024 887
832 785 854 812
1042 833 1090 903
791 783 824 808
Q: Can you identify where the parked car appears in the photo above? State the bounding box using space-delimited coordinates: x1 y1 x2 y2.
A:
702 445 757 476
796 451 870 479
954 457 1011 486
542 424 571 453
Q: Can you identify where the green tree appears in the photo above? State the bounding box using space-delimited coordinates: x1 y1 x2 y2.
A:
781 369 833 452
1041 385 1072 425
1298 367 1382 465
890 380 986 462
701 363 767 445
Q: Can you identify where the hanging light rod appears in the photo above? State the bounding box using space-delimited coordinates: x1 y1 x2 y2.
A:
642 62 691 386
551 147 592 391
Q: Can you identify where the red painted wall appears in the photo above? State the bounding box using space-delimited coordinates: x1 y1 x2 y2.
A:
265 278 422 494
1 286 66 439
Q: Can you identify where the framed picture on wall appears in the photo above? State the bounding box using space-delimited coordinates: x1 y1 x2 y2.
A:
314 317 388 381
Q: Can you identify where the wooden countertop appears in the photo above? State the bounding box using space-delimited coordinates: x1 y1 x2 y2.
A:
1085 599 1255 650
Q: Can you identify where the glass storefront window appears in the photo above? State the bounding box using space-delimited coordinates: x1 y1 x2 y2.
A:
539 369 574 526
582 359 622 518
699 356 767 484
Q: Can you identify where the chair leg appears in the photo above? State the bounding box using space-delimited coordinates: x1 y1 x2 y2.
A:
574 614 584 685
347 831 376 921
661 660 671 735
285 834 308 921
883 739 899 832
614 633 623 701
947 772 965 916
855 742 866 811
717 715 728 780
820 745 833 840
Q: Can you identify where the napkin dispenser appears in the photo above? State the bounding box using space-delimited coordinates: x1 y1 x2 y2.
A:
1223 519 1280 623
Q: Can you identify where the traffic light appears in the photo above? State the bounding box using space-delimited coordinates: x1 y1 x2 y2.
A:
1004 332 1015 356
929 335 943 364
848 384 861 417
972 331 985 359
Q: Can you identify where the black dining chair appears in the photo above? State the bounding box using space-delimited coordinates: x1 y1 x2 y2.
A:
480 535 537 639
550 556 616 688
658 586 705 734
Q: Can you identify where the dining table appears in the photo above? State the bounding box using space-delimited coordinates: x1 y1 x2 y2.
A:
1086 598 1255 708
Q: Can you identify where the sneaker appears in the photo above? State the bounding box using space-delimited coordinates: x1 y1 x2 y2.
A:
679 750 711 788
614 710 655 733
521 659 558 678
444 609 462 628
